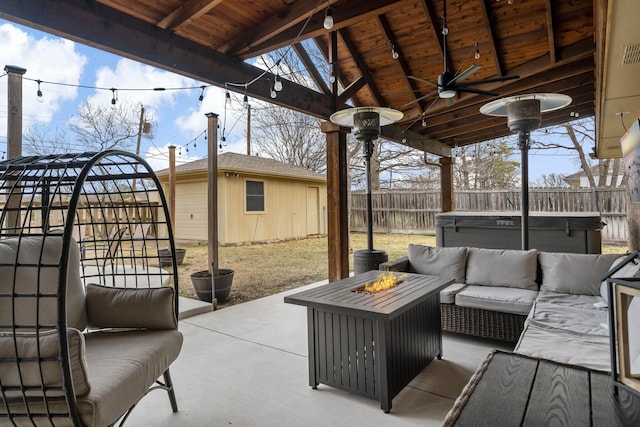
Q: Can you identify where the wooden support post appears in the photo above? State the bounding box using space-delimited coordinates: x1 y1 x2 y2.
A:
439 156 455 212
168 145 176 237
4 65 26 159
206 113 219 276
322 121 349 282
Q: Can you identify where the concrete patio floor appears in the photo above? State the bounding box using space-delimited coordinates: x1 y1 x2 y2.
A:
127 280 513 426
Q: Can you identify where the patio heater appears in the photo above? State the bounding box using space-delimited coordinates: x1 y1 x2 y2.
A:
480 93 572 250
330 107 403 273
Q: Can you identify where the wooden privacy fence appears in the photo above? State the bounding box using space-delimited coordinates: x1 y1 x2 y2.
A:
350 188 628 243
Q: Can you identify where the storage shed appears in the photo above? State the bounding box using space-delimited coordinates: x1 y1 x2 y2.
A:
156 153 327 245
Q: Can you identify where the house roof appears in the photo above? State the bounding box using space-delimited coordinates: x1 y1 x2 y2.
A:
156 152 326 182
564 165 600 180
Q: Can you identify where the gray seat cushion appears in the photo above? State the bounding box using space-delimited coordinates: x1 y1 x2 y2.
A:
78 329 183 427
454 285 538 315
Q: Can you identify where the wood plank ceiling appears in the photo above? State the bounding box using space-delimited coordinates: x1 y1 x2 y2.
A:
0 0 600 157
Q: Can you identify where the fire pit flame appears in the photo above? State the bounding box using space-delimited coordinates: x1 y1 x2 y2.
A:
358 272 407 294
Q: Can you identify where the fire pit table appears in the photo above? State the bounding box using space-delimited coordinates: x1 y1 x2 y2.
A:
284 270 452 413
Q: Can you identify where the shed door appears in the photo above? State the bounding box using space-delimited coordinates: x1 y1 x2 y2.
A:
307 186 319 235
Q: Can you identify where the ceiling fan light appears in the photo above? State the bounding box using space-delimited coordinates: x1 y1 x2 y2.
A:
439 89 456 99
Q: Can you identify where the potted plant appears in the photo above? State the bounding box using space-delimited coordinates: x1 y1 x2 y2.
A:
190 266 234 303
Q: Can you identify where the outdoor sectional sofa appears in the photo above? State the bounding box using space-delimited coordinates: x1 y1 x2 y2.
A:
380 244 638 372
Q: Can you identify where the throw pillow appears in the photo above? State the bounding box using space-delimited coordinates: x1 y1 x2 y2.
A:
540 252 619 296
408 245 467 283
465 247 538 290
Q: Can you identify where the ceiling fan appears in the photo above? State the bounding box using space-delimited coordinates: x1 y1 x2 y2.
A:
406 0 519 107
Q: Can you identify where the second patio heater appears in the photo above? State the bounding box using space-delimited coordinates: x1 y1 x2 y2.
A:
330 107 403 273
480 93 571 250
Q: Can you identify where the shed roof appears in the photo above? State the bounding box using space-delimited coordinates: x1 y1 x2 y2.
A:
156 152 326 182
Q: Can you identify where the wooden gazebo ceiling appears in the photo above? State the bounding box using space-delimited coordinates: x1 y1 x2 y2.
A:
0 0 601 157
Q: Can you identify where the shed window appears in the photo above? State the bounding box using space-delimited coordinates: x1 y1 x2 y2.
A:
246 180 265 212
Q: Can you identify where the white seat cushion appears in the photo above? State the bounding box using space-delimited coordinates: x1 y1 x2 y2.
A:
454 285 537 315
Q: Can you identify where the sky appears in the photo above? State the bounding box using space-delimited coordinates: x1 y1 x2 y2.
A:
0 19 582 180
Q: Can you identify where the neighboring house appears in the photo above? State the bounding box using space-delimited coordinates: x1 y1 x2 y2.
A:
563 165 624 188
155 152 327 245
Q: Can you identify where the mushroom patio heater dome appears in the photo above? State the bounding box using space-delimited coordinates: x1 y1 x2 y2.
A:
480 93 571 250
330 107 403 273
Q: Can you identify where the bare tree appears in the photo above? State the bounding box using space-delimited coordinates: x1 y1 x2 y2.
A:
251 105 326 173
454 139 519 189
68 100 152 152
534 173 569 188
533 118 623 188
23 126 73 155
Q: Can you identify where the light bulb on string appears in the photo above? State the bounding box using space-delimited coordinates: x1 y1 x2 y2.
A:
225 90 231 103
442 26 448 36
198 86 205 105
36 79 44 102
422 118 427 127
475 42 480 60
323 7 333 30
110 88 118 105
270 87 277 98
178 148 182 156
274 75 283 92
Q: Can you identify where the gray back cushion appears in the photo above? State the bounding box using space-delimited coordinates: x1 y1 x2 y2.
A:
0 235 87 331
408 244 467 283
466 247 538 290
539 252 620 295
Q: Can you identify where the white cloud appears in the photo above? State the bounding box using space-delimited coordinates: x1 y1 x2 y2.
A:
90 58 198 111
0 23 87 139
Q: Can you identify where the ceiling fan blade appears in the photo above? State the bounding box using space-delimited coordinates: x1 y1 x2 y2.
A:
408 75 439 87
462 74 520 86
457 87 500 96
449 65 481 85
401 91 437 107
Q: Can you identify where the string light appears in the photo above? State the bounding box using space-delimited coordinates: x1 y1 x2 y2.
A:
422 118 427 127
270 87 277 98
323 6 334 30
225 90 231 103
475 42 480 60
388 41 399 60
110 88 117 105
274 74 283 92
198 85 205 104
36 79 44 102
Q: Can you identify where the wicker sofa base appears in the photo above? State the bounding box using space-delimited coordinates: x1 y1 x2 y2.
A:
440 303 526 343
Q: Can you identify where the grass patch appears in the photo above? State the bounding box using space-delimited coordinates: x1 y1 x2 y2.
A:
173 232 626 309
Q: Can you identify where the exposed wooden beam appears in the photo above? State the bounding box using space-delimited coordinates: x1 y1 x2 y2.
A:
292 42 330 95
376 15 426 110
157 0 224 30
545 0 556 63
338 77 366 102
337 28 386 107
381 125 451 157
421 0 446 68
0 0 337 119
480 0 503 77
223 0 338 55
239 0 405 58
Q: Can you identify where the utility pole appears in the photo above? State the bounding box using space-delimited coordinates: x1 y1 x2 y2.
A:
131 105 145 192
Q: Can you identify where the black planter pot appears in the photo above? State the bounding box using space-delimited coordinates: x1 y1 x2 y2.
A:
158 248 187 267
190 269 234 303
